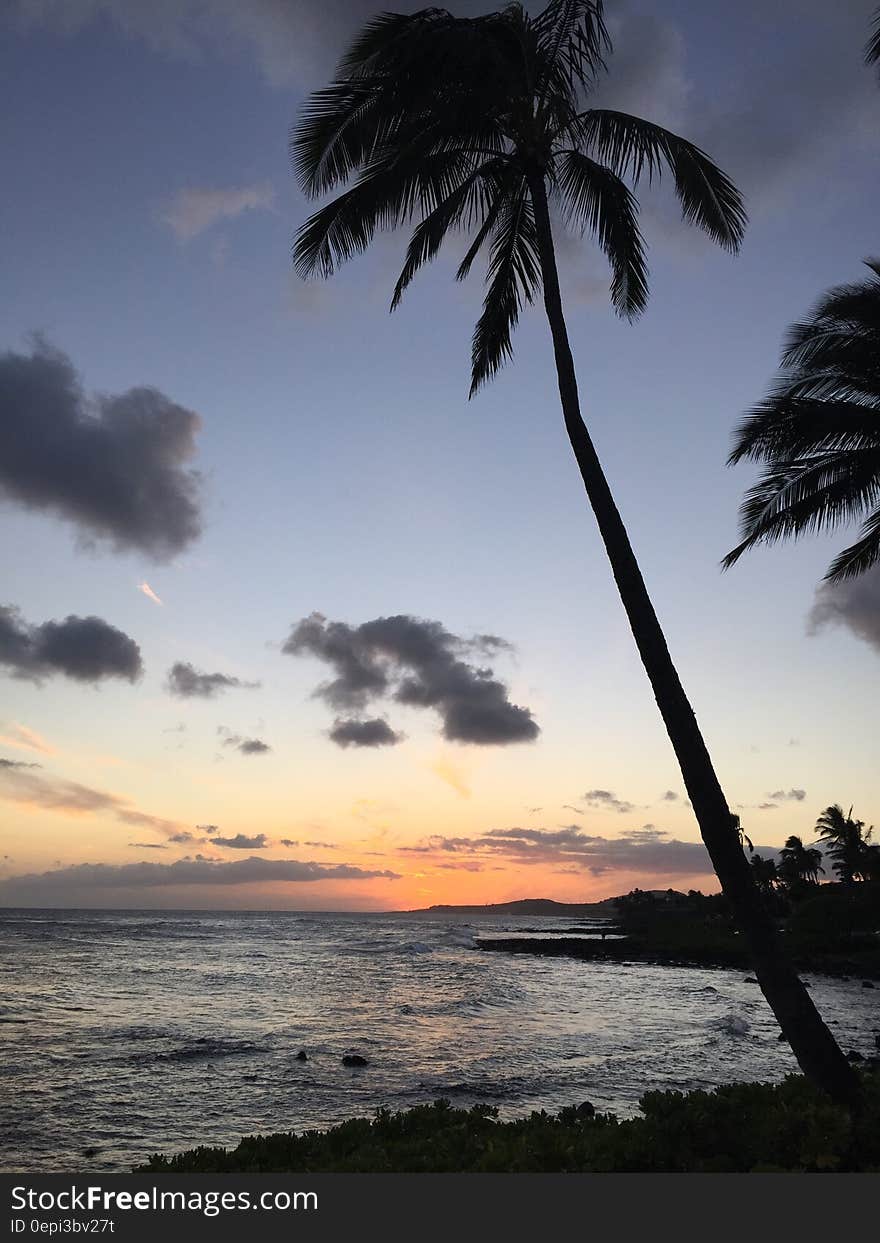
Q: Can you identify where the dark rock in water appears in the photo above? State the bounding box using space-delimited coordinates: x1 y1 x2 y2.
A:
575 1101 595 1119
846 1050 864 1062
777 1033 788 1042
862 980 875 989
342 1054 368 1067
295 1050 308 1062
82 1148 99 1158
744 977 758 984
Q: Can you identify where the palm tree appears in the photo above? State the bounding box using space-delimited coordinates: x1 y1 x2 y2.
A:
778 835 824 890
749 852 780 898
724 259 880 582
290 1 860 1106
816 804 875 885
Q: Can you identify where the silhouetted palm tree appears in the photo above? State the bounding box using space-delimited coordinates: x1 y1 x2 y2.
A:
749 852 779 897
725 259 880 582
816 804 875 884
291 1 859 1106
778 835 824 889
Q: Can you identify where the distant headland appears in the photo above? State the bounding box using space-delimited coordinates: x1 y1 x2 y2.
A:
401 897 622 916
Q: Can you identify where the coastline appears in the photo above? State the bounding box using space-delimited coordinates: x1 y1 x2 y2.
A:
476 935 880 981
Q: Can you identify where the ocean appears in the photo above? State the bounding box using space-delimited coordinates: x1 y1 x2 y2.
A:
1 907 877 1172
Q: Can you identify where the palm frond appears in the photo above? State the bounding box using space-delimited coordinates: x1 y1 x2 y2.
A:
722 453 880 570
533 0 610 97
293 146 475 278
554 149 648 317
866 6 880 66
825 507 880 581
574 109 747 251
469 183 541 396
390 159 509 309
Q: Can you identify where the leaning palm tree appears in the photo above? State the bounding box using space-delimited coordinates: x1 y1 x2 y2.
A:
290 1 859 1105
724 259 880 582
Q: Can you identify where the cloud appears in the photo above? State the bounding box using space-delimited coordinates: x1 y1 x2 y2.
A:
0 764 190 841
129 842 167 849
167 661 260 698
279 838 299 848
303 840 337 850
768 789 806 802
808 570 880 655
0 856 402 903
158 182 276 241
217 727 271 755
284 612 538 746
0 766 126 815
0 757 41 769
757 803 778 811
209 832 268 849
136 584 162 609
0 722 54 754
328 717 403 748
400 823 716 878
0 605 142 684
3 0 443 88
661 791 678 802
0 340 202 559
583 789 635 815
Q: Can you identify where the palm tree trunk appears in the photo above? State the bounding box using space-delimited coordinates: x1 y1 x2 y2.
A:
527 172 862 1109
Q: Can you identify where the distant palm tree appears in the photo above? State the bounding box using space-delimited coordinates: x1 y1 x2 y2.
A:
749 852 779 897
778 835 824 889
816 804 875 884
724 259 880 582
291 1 859 1106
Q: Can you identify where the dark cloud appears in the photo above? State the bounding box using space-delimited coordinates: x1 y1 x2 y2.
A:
169 831 200 844
0 605 142 684
0 340 202 559
166 662 260 698
400 823 716 878
129 842 167 849
661 791 678 802
768 789 806 802
209 832 268 849
757 803 778 811
217 727 271 755
0 856 402 902
583 789 635 815
303 840 337 849
279 838 299 848
284 612 538 746
808 570 880 655
0 757 41 769
328 717 403 749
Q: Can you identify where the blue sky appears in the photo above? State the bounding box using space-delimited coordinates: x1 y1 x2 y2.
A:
0 0 878 909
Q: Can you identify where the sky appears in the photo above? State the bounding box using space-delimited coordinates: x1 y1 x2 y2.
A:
0 0 878 911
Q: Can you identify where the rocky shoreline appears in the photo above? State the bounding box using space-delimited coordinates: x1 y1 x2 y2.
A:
476 935 880 981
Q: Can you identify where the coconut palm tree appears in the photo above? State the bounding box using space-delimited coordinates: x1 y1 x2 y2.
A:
290 1 860 1106
749 852 780 897
724 259 880 582
816 804 875 885
778 835 824 890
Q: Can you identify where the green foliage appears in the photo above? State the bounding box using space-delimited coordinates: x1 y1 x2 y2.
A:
137 1072 880 1173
